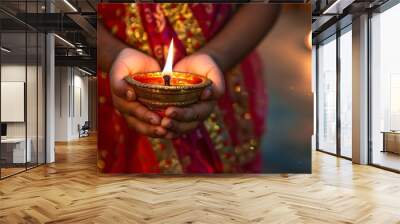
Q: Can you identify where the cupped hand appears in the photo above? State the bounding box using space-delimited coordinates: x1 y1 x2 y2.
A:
161 53 225 138
110 48 168 138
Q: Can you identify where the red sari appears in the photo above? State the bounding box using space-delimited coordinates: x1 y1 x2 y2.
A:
97 3 267 173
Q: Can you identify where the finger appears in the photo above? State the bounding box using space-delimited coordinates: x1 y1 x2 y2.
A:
126 89 136 101
124 115 167 137
174 54 225 99
173 56 189 72
117 48 162 74
165 131 179 139
161 116 174 129
208 66 225 99
110 50 161 100
161 117 199 134
112 95 161 125
165 101 216 122
110 60 133 99
140 56 162 73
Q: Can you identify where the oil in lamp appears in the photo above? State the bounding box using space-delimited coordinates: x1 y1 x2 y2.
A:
125 40 212 111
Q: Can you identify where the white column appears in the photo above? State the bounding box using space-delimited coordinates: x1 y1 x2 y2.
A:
352 14 369 164
46 33 55 163
45 0 55 163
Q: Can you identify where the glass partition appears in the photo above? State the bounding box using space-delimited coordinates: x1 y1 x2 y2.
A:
38 32 45 165
27 31 38 169
370 3 400 171
317 35 337 154
0 0 46 179
0 23 28 178
339 27 352 158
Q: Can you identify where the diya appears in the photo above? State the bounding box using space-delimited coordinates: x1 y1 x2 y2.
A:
125 40 212 111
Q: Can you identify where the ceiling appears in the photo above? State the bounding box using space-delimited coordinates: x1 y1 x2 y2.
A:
0 0 98 73
312 0 390 43
1 0 391 73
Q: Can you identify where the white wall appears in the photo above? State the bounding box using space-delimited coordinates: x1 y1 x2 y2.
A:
54 67 89 141
55 66 69 141
1 65 25 139
1 65 37 138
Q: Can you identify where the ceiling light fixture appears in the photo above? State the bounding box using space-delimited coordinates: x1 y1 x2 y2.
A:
322 0 354 15
1 47 11 53
323 0 341 14
54 34 75 48
78 67 93 76
63 0 78 12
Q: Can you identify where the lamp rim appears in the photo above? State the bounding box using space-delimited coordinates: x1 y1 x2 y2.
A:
125 71 212 90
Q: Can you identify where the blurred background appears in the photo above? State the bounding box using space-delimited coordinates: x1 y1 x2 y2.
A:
257 5 312 172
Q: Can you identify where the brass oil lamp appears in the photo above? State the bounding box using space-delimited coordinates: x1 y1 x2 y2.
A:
125 40 212 111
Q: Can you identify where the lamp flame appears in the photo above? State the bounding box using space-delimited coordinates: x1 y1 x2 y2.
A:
162 39 174 76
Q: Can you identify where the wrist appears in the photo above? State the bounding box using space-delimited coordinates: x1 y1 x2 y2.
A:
198 48 224 72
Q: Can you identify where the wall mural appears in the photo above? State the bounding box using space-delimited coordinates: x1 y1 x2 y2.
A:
97 3 312 174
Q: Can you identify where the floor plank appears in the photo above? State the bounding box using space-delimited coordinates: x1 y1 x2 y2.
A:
1 135 400 224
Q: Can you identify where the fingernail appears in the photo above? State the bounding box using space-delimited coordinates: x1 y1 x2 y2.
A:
169 111 177 118
150 117 159 125
155 128 164 136
126 90 134 101
166 121 173 128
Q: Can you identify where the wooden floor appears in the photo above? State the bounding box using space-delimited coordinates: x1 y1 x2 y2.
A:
1 135 400 223
1 167 26 178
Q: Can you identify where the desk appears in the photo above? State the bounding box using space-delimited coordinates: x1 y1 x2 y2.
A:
382 131 400 154
1 138 31 164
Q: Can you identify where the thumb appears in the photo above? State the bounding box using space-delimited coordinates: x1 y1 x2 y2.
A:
110 60 136 101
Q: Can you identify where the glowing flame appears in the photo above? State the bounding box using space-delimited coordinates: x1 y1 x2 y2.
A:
162 39 174 75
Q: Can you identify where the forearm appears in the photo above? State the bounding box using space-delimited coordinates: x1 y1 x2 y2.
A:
97 22 129 72
199 4 281 72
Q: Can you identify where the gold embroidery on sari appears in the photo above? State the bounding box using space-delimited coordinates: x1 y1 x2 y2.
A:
125 4 151 55
225 68 260 166
160 3 205 54
154 5 166 33
204 109 236 172
149 138 183 174
204 68 260 171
